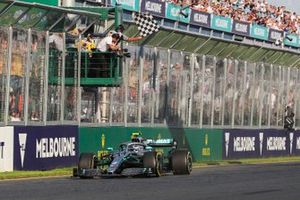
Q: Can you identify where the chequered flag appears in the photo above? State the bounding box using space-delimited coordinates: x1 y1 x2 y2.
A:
133 12 160 37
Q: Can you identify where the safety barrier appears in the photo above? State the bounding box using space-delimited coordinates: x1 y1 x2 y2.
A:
2 125 300 171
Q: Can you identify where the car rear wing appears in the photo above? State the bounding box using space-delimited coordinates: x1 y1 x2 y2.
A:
145 139 177 148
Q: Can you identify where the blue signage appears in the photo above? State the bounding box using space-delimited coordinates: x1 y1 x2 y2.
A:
223 129 261 159
262 129 290 157
232 20 250 36
223 129 299 159
141 0 166 17
189 10 211 28
290 131 300 155
14 126 79 170
268 29 283 42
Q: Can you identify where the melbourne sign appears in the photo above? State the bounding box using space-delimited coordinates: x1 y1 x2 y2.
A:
189 10 211 28
223 129 300 159
232 20 250 36
223 129 261 159
268 29 283 42
14 126 78 170
141 0 166 17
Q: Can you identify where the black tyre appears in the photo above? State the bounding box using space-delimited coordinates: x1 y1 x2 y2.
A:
172 150 192 175
143 151 163 177
78 153 96 169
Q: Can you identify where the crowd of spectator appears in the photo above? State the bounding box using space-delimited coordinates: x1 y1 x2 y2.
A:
166 0 300 35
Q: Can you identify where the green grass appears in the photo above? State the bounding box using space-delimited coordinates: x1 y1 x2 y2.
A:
0 167 73 180
1 156 300 180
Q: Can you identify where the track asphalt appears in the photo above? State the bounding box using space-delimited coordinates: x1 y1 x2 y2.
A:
0 162 299 200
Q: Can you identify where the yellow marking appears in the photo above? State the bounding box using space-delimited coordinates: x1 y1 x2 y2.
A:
157 133 161 139
101 134 105 149
205 134 208 146
202 148 211 156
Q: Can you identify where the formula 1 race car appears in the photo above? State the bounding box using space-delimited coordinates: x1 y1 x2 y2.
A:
73 135 192 178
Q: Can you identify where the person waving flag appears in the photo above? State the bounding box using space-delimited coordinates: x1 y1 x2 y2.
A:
133 12 160 37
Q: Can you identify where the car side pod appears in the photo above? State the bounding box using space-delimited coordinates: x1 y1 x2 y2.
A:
171 150 192 175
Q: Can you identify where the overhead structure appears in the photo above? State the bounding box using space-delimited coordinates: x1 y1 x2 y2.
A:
0 0 123 87
122 19 300 68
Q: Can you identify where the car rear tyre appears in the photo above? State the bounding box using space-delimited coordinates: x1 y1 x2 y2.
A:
143 152 163 177
172 150 192 175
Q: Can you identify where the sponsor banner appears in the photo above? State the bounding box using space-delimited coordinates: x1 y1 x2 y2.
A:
211 15 232 32
262 129 290 157
0 127 14 172
185 129 222 161
79 127 128 156
291 131 300 155
80 126 222 162
268 28 283 42
232 20 250 36
14 126 78 170
80 127 174 156
189 10 211 28
223 129 261 159
19 0 58 6
141 0 166 17
283 34 300 47
165 3 190 23
111 0 140 12
250 24 269 40
223 129 300 159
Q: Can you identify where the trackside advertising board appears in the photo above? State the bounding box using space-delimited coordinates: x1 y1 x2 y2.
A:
283 34 300 47
141 0 166 17
79 127 222 162
232 20 250 36
211 15 232 33
223 129 300 159
14 126 78 170
165 3 190 23
79 127 128 157
19 0 58 6
250 24 269 40
185 129 222 161
189 10 211 28
0 127 14 172
111 0 140 12
107 0 299 47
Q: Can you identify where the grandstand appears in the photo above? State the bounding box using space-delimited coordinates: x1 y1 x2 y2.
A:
0 0 300 171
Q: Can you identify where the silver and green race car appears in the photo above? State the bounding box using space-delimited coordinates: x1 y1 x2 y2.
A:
73 135 192 178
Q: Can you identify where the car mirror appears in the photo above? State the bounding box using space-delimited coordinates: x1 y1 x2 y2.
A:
107 147 114 151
